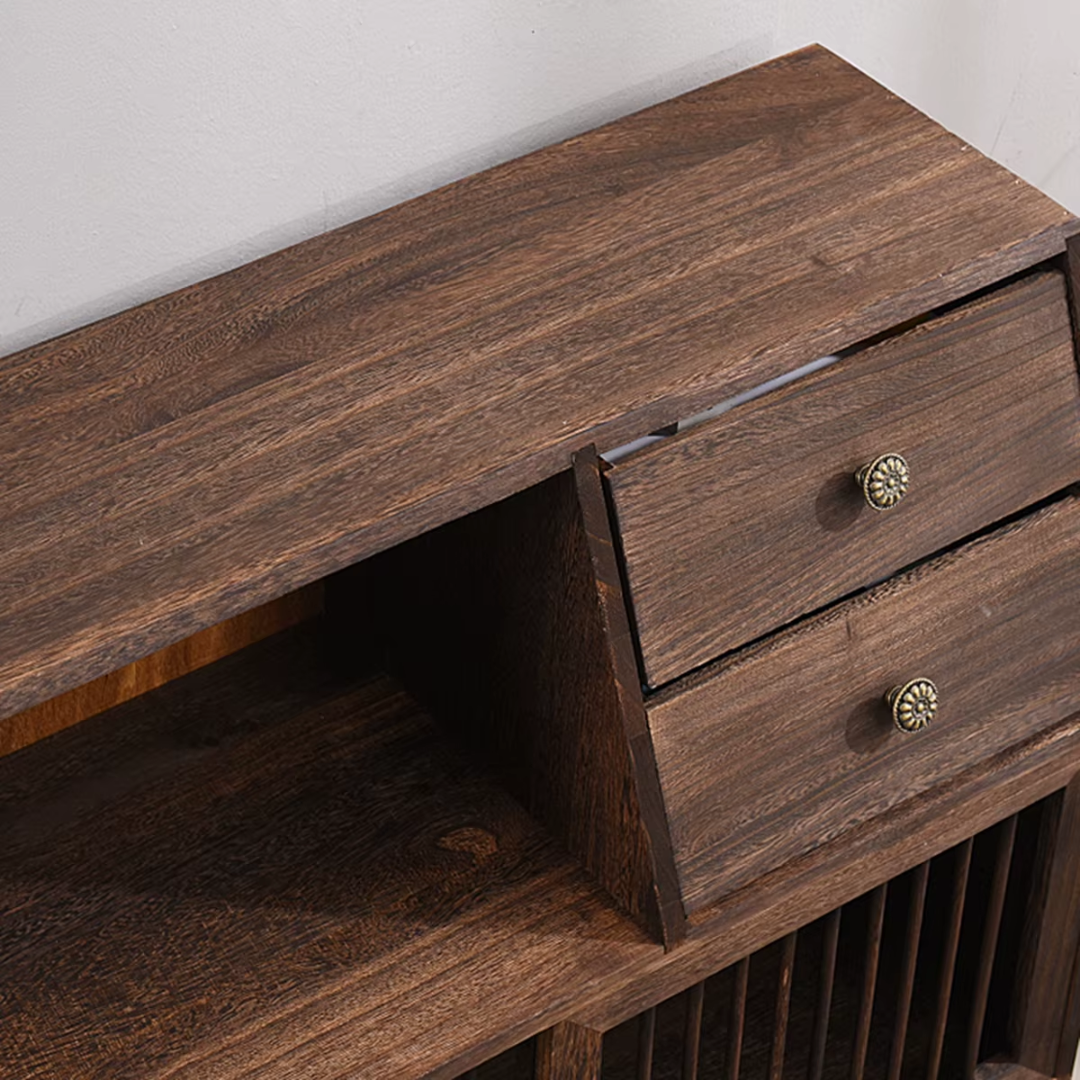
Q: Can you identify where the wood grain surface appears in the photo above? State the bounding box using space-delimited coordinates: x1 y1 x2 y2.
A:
0 626 656 1080
606 271 1080 686
648 495 1080 912
2 45 1076 721
5 622 1079 1077
327 455 684 943
0 582 322 759
572 448 686 942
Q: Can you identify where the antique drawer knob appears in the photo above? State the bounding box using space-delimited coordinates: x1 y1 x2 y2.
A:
887 678 938 733
856 453 910 510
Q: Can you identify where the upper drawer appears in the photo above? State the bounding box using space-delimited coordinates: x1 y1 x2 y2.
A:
647 494 1080 914
605 271 1080 687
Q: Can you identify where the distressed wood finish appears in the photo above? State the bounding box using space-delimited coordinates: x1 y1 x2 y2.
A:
326 454 683 942
2 46 1076 721
606 271 1080 686
649 496 1080 912
0 627 657 1080
0 582 323 759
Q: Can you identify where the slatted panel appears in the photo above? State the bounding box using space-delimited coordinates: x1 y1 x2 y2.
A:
599 795 1054 1080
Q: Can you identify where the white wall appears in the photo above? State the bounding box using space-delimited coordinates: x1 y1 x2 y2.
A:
3 2 1079 356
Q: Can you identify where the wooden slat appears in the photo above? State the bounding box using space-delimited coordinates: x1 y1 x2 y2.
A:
809 909 841 1080
1053 938 1080 1080
727 958 750 1080
1 45 1074 721
1061 231 1080 373
888 861 931 1080
637 1008 656 1080
770 933 798 1080
536 1023 604 1080
926 838 974 1080
682 982 706 1080
851 886 887 1080
964 816 1019 1076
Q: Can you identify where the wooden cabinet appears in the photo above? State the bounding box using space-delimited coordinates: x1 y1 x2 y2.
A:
3 44 1080 1080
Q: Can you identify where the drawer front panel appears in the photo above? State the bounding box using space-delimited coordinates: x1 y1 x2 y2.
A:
607 271 1080 687
648 496 1080 913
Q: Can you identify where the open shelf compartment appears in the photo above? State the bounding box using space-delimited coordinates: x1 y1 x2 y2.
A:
0 622 650 1080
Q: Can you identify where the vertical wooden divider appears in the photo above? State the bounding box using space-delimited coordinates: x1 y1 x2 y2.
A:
536 1022 605 1080
1013 773 1080 1077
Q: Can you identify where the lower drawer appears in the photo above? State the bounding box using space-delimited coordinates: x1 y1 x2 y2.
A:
648 494 1080 913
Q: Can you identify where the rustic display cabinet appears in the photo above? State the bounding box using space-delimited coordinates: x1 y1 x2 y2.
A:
3 46 1080 1080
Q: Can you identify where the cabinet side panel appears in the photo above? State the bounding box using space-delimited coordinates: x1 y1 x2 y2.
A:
1061 233 1080 373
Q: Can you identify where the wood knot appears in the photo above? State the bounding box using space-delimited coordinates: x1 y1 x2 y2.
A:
437 827 498 861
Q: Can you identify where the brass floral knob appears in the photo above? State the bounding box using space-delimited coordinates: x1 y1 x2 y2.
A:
856 453 910 510
887 678 938 733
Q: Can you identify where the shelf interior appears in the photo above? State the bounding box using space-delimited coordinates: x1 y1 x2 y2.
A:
0 621 649 1080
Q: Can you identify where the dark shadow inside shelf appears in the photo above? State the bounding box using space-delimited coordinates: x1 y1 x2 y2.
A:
0 620 638 1079
0 622 552 917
